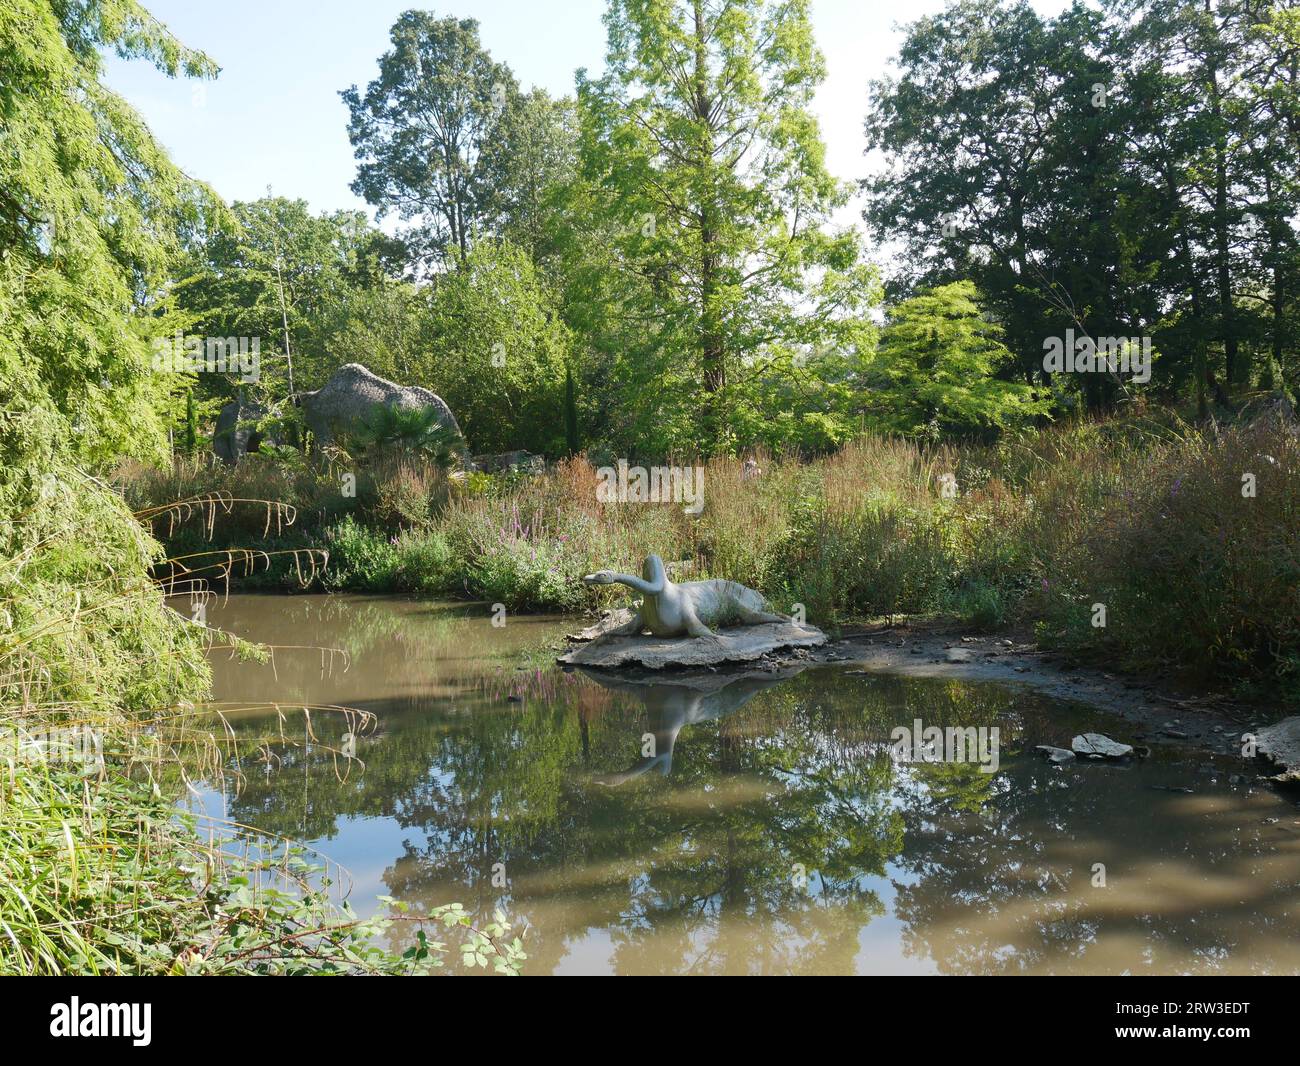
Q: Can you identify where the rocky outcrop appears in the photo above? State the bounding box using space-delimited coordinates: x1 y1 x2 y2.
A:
1255 717 1300 783
559 618 827 669
1071 733 1134 759
1035 745 1076 764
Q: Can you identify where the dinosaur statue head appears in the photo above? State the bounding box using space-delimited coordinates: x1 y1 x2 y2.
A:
581 554 667 593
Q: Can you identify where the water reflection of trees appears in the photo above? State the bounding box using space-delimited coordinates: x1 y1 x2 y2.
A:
205 597 1300 974
891 756 1300 975
213 662 1037 973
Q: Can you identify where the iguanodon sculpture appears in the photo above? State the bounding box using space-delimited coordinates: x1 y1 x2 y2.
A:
581 554 789 643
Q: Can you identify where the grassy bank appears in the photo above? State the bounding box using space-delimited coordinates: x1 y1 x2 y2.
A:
121 411 1300 703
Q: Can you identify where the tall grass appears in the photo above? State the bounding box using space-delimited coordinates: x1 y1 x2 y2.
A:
120 411 1300 700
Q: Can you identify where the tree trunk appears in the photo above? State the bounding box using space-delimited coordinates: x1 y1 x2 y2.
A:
693 0 725 446
1207 42 1240 388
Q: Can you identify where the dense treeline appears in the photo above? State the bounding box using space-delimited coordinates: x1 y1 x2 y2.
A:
167 0 1300 463
865 0 1300 417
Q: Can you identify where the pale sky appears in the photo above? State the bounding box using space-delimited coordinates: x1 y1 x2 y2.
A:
104 0 1070 228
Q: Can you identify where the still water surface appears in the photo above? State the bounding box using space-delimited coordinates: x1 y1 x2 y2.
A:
194 594 1300 975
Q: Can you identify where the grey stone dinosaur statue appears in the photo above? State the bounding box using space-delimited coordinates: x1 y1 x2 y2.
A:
581 553 789 643
296 363 464 449
213 398 280 465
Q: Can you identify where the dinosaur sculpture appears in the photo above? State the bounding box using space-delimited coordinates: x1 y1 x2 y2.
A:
212 398 281 465
296 363 463 450
581 554 789 644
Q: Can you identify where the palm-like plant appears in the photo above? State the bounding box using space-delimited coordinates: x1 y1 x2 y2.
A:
354 404 461 468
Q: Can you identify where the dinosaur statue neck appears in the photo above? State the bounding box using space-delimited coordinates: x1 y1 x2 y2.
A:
610 556 667 596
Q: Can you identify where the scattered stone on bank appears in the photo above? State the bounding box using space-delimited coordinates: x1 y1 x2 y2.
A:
945 648 973 663
1071 732 1135 759
471 449 545 474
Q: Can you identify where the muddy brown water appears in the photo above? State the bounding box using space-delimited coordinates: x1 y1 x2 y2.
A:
189 593 1300 975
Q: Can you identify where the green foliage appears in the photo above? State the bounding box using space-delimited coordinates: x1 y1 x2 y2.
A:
1029 417 1300 694
0 743 524 975
943 579 1008 631
342 11 541 268
0 412 210 714
864 0 1300 410
0 0 218 467
570 0 880 454
322 516 402 590
0 1 521 976
419 238 572 455
174 196 397 401
451 501 589 611
866 281 1049 439
352 404 461 467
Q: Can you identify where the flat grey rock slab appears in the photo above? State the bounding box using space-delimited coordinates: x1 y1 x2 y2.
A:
1071 732 1134 759
574 660 811 693
1256 716 1300 782
558 620 827 669
1035 745 1076 764
566 608 637 643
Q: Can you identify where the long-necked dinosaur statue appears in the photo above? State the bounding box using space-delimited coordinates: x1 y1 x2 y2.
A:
581 553 789 644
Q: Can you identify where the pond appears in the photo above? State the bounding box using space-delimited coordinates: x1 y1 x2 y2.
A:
189 593 1300 975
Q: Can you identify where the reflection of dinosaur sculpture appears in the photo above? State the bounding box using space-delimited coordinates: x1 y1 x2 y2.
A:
580 667 799 785
582 554 788 643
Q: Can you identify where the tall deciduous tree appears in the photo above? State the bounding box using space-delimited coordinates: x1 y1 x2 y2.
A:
0 0 218 465
575 0 877 454
342 12 517 269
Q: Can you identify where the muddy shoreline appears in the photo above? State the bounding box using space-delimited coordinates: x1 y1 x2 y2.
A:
809 620 1278 765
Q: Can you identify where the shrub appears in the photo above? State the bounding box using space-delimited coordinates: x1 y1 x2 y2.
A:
322 516 401 591
393 529 458 593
